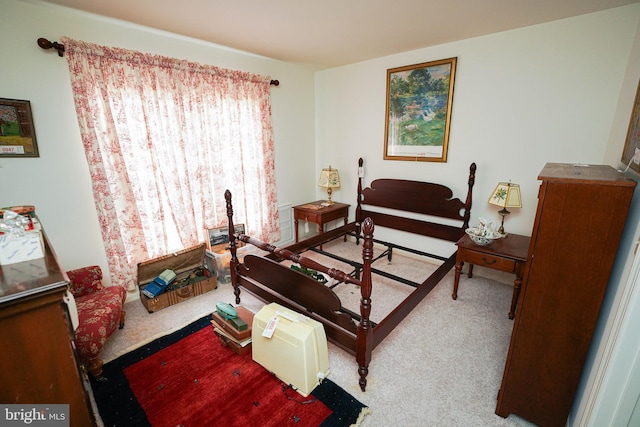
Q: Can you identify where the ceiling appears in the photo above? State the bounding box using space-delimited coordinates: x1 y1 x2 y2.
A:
42 0 639 69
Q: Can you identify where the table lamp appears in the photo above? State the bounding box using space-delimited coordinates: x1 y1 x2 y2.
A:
488 181 522 235
318 166 340 205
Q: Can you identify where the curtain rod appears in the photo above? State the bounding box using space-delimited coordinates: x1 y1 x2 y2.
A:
37 37 280 86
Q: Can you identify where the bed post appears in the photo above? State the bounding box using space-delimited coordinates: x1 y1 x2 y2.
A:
357 216 374 391
462 163 477 230
355 157 364 243
224 190 241 304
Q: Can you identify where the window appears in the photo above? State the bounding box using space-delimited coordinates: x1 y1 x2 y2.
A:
63 37 279 290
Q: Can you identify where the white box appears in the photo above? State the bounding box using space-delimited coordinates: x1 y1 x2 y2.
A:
252 303 330 396
0 231 45 265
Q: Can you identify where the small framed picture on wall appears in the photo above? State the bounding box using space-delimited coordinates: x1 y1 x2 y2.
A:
0 98 39 158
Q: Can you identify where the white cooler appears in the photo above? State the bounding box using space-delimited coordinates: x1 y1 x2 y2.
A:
252 303 330 396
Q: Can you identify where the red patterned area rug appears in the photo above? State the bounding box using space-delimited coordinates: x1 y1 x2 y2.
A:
90 316 370 427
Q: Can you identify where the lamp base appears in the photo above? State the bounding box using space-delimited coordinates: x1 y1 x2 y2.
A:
325 188 334 205
497 208 510 235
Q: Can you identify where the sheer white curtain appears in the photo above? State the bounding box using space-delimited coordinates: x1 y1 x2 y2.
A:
62 37 279 291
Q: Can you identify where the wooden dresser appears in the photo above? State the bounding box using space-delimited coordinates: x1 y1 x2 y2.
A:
0 225 94 426
495 163 636 426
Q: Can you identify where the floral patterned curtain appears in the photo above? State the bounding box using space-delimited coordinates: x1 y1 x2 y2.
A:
62 37 279 291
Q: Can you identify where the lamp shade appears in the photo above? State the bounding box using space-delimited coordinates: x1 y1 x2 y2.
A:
318 167 340 189
488 182 522 208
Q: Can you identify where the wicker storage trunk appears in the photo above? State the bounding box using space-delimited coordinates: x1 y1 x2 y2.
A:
137 243 217 313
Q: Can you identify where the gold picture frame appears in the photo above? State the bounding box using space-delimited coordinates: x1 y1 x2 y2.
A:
0 98 39 158
621 79 640 173
384 57 457 162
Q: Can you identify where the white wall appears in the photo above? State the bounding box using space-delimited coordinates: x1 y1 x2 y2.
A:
0 0 316 293
315 5 640 242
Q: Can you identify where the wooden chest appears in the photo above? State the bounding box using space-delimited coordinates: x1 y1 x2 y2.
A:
495 163 636 426
137 243 217 313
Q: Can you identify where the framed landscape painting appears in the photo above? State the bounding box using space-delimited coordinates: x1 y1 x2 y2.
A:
384 57 457 162
0 98 39 157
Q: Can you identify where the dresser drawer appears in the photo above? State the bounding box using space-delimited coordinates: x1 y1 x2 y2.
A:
463 250 516 273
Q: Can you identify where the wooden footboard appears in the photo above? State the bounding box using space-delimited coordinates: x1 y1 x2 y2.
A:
235 254 359 352
226 189 377 390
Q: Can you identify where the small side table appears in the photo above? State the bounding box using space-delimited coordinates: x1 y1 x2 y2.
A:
293 201 350 243
452 233 530 319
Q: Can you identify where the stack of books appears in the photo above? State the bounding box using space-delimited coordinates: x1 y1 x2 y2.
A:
211 306 254 354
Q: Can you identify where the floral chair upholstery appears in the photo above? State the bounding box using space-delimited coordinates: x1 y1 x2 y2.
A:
66 265 126 380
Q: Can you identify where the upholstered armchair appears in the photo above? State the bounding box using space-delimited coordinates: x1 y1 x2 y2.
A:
66 265 126 381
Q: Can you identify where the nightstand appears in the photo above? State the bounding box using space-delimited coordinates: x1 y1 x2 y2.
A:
452 233 530 319
292 201 350 243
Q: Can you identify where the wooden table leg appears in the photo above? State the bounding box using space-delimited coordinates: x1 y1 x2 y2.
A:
453 260 463 300
294 219 299 243
343 216 348 242
509 266 523 319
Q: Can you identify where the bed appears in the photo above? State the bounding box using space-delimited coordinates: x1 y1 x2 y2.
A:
225 158 476 391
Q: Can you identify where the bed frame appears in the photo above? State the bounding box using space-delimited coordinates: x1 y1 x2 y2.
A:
225 158 476 391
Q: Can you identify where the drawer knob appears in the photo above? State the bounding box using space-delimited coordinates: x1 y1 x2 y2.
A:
482 257 497 265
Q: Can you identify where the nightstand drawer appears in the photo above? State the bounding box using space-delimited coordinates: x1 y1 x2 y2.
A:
295 211 320 222
463 251 516 273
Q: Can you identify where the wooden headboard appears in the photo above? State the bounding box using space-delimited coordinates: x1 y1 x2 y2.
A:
355 158 476 242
